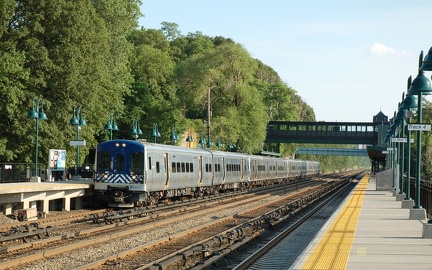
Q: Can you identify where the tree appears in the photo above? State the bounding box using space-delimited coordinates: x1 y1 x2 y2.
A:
1 0 140 166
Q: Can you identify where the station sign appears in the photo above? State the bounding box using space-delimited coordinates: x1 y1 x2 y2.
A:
408 124 431 131
382 151 389 154
70 140 86 146
386 147 394 151
391 138 414 143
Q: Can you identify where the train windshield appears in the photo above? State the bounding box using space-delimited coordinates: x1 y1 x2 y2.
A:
131 152 144 173
97 151 110 171
116 154 125 171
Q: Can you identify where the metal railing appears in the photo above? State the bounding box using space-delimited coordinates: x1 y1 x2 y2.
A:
0 163 35 183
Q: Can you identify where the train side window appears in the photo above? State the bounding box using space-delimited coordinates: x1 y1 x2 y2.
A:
156 161 160 173
186 162 190 172
148 157 152 170
177 162 181 173
97 152 110 171
205 163 212 172
190 163 193 172
181 162 186 172
172 162 176 173
131 152 144 173
116 154 125 171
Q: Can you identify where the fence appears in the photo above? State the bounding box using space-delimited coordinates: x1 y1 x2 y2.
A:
0 163 34 183
0 163 94 182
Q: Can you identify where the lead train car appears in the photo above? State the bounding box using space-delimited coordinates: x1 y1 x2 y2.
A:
94 140 320 207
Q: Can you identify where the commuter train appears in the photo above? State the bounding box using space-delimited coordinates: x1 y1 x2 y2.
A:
93 140 320 207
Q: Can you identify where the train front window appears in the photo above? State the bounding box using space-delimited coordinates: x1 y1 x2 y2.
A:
116 154 125 171
97 152 110 171
131 152 144 173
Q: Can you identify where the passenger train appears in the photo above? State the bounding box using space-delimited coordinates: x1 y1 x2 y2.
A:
93 140 320 207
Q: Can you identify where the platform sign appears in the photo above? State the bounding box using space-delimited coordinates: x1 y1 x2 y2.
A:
382 151 389 154
408 124 431 131
387 147 394 151
70 140 86 146
391 138 407 143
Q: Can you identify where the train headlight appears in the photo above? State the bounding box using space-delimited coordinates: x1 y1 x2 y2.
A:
132 175 137 180
103 174 108 179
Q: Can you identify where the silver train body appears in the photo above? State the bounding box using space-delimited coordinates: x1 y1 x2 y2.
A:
93 140 320 207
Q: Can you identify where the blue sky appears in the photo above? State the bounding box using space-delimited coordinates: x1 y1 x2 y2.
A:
139 1 432 122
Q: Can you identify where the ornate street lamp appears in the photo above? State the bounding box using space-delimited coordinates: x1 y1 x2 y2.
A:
227 140 233 152
198 133 206 148
130 119 143 140
216 137 223 149
401 100 417 207
170 126 179 144
70 106 87 180
394 98 407 197
186 134 194 147
151 123 161 143
27 97 48 179
399 79 417 208
407 52 432 219
104 114 119 140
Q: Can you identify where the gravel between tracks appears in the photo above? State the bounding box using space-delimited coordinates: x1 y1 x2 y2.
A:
15 194 286 270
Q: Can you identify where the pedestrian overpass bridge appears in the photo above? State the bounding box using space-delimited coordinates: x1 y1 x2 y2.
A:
264 115 390 170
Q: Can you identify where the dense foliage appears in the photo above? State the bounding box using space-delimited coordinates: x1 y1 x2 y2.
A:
0 1 369 173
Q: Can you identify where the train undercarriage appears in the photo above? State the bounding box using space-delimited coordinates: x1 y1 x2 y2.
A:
95 177 306 208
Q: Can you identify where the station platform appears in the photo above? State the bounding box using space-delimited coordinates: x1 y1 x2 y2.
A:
0 180 93 215
291 174 432 269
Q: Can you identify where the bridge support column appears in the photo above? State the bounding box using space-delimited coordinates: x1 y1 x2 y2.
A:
63 197 71 211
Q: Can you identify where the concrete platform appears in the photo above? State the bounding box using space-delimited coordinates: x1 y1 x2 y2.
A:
291 175 432 269
0 180 93 215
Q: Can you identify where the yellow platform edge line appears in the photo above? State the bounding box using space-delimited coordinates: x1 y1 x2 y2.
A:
302 175 369 270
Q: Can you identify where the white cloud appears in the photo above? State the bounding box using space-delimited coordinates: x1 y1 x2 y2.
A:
369 43 396 56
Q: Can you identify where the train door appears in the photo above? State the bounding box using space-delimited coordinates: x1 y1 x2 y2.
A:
265 160 270 178
199 155 203 184
222 157 226 183
240 159 244 181
113 152 126 174
164 153 169 186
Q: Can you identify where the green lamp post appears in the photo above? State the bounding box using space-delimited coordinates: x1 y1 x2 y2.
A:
104 114 119 140
151 123 160 143
216 138 223 149
27 97 48 179
198 133 206 148
399 76 417 202
420 47 432 222
407 52 432 219
399 78 417 206
227 140 233 152
70 106 87 180
131 119 143 140
395 101 407 196
186 134 194 148
170 127 179 144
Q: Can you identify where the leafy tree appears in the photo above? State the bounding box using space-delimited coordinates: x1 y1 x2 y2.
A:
1 0 140 167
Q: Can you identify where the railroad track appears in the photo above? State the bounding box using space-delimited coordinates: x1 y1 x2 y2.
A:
0 179 323 269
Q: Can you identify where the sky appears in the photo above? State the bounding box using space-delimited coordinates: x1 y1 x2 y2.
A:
139 0 432 123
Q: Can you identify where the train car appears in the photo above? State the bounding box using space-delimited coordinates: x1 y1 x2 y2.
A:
94 139 320 207
94 140 213 207
211 150 249 191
